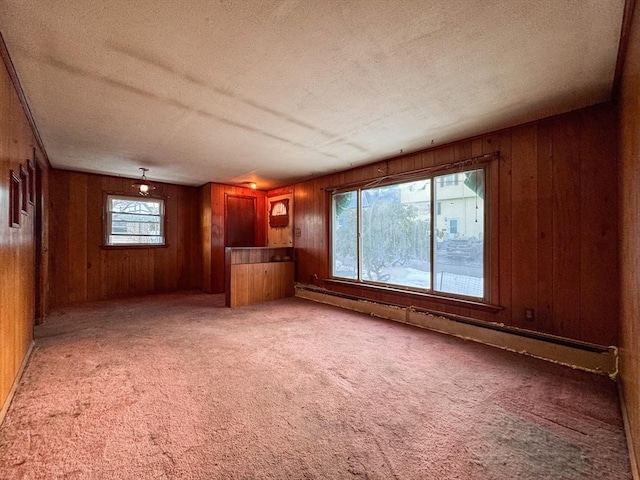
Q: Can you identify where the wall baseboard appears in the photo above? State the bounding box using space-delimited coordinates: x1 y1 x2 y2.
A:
295 286 617 377
0 341 34 427
619 382 640 480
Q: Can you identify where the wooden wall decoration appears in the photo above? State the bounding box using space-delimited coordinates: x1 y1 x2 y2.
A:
292 103 619 347
269 198 289 228
266 191 294 247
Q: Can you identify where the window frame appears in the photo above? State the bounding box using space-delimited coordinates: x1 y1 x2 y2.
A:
19 164 28 214
329 165 488 302
103 193 167 248
9 170 21 228
27 158 36 205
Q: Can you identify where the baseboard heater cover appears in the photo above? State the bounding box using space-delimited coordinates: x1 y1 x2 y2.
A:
295 285 617 377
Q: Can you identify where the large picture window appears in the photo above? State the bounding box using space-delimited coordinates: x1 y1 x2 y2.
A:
331 168 485 299
105 195 165 246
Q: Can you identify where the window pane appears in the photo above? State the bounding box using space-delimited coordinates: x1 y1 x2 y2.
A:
434 169 484 298
360 181 430 289
106 195 165 246
112 212 161 223
332 191 358 279
111 215 161 236
109 198 162 215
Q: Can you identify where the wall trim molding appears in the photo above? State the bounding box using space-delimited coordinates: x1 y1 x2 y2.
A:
0 341 34 427
295 285 618 377
613 0 637 100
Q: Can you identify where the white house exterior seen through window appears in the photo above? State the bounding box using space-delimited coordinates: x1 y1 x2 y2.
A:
331 168 485 299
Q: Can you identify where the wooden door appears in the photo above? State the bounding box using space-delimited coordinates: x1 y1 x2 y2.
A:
225 195 256 247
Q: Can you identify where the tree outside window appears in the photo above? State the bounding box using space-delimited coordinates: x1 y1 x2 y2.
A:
331 168 485 299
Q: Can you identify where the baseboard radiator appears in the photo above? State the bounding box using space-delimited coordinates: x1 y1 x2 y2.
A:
295 285 617 377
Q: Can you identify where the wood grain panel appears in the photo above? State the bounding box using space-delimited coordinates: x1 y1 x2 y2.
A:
229 261 294 307
618 0 640 475
579 107 618 345
551 116 581 340
85 174 103 302
0 48 49 417
178 186 201 291
294 104 619 347
510 126 538 330
200 184 213 293
536 123 554 337
67 172 88 304
49 170 70 306
48 170 202 307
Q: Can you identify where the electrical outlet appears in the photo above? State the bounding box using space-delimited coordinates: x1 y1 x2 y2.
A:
525 308 535 321
295 227 301 238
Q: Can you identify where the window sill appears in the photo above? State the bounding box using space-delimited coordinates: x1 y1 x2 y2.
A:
101 244 168 250
324 278 503 313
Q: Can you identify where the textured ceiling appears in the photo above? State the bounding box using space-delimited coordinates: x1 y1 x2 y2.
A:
0 0 626 189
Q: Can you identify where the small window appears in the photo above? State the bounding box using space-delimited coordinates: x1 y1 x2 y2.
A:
105 194 165 246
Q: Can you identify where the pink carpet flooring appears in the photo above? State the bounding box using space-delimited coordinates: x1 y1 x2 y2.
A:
0 292 632 479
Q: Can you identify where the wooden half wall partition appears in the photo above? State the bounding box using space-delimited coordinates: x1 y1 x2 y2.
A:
0 36 50 420
48 171 202 307
293 103 619 348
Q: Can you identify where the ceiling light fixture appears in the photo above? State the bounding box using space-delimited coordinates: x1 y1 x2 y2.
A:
132 167 156 196
244 182 257 189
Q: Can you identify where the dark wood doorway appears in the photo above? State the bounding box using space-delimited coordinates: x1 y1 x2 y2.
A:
225 195 256 247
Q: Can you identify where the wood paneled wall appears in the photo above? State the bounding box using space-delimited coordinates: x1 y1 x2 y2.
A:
619 0 640 474
293 104 619 347
200 183 266 293
48 171 201 307
0 54 48 414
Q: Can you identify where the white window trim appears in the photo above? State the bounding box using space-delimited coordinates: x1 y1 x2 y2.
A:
104 194 166 247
